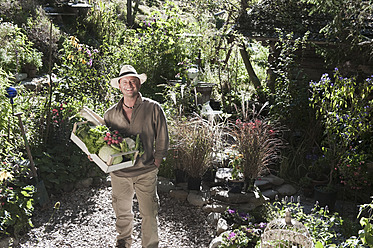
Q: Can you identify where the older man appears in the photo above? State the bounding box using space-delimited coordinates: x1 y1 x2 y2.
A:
104 65 169 248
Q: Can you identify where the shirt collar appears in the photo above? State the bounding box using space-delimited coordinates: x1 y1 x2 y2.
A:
118 93 143 110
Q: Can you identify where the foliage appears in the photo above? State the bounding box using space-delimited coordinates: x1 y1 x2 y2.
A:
169 115 225 178
230 113 285 183
309 70 373 187
337 150 371 194
226 146 244 180
219 207 266 248
161 82 197 119
270 196 345 246
32 142 103 194
56 36 111 109
0 21 43 74
301 0 373 69
357 199 373 247
0 163 35 239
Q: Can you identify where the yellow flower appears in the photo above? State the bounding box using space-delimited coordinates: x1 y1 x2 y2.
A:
0 170 13 182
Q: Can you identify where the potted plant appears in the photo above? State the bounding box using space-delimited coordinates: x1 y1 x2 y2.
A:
314 183 338 210
230 116 285 192
225 146 245 193
170 115 224 190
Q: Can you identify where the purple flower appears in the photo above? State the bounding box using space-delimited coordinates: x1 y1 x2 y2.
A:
228 232 236 240
228 209 235 214
259 222 267 229
87 59 93 67
86 49 92 57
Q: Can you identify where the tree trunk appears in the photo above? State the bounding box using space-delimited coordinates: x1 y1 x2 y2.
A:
127 0 133 26
239 42 260 89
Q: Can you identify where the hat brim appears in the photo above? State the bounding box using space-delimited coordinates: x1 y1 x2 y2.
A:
110 73 147 88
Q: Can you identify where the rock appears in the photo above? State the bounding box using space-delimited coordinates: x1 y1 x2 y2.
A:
206 212 221 226
169 189 188 201
215 168 232 182
63 183 74 192
103 176 111 187
261 189 279 200
157 179 176 193
187 192 207 207
209 235 223 248
210 186 226 196
75 178 93 188
254 178 272 190
216 218 228 236
260 174 285 186
276 184 297 196
213 190 256 204
202 203 229 213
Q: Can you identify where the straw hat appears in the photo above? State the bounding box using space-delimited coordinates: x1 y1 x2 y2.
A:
110 65 147 88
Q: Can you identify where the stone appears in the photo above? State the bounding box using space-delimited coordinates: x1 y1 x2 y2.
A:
187 192 207 207
254 178 272 190
216 218 228 236
202 203 229 213
76 178 93 188
104 176 112 187
209 235 223 248
276 184 297 196
63 183 74 192
260 174 285 186
157 179 176 193
213 190 256 204
210 186 226 196
206 212 221 226
169 189 188 201
215 168 232 182
261 189 279 200
0 237 18 247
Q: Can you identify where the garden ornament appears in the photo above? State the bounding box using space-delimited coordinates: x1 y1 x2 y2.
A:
5 87 17 104
110 65 147 88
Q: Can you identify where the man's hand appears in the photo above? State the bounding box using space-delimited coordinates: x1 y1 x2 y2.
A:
154 158 162 168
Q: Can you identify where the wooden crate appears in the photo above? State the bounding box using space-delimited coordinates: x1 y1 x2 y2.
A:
70 122 138 173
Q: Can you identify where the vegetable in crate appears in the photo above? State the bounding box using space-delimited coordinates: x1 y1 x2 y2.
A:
75 122 108 154
75 122 144 165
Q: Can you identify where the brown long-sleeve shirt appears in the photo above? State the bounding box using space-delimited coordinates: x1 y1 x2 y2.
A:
104 93 169 177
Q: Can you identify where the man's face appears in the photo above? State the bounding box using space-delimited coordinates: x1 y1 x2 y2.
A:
118 76 141 98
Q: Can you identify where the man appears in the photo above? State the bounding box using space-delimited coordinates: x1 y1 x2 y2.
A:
104 65 169 248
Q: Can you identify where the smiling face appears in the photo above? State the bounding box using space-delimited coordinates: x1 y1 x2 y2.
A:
118 76 141 98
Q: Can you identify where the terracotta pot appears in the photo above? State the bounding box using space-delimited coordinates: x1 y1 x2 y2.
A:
227 179 244 193
306 172 329 187
314 184 337 210
187 176 201 191
174 169 186 184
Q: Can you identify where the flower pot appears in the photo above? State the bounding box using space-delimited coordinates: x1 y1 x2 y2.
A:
187 176 201 191
202 167 216 182
174 169 186 184
306 172 329 187
227 179 244 193
314 184 337 210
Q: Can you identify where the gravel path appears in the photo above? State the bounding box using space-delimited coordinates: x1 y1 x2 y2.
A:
17 183 215 248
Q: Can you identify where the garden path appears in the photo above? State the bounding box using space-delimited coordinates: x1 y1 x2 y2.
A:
17 183 215 248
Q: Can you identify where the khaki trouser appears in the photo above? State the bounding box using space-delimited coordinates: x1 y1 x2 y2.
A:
110 169 159 248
